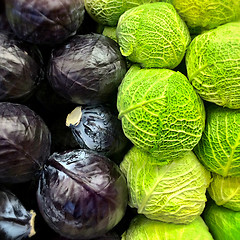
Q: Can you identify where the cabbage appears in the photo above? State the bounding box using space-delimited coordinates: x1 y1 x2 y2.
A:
194 103 240 177
0 102 51 184
0 189 36 240
102 26 117 42
5 0 85 45
116 2 191 68
122 215 213 240
203 201 240 240
48 33 127 105
208 173 240 211
117 65 205 161
84 0 172 27
186 22 240 109
120 147 211 224
172 0 240 34
37 149 128 239
0 32 43 101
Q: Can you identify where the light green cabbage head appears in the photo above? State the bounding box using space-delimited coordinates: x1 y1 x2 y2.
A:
120 148 211 224
102 26 117 42
122 215 213 240
203 202 240 240
172 0 240 34
116 2 191 68
208 173 240 211
84 0 172 27
186 22 240 109
194 103 240 177
117 65 205 161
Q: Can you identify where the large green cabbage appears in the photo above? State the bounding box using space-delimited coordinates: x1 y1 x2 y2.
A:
84 0 172 26
186 22 240 109
122 215 213 240
208 173 240 211
194 103 240 177
116 2 191 68
120 147 211 224
172 0 240 34
117 65 205 161
203 202 240 240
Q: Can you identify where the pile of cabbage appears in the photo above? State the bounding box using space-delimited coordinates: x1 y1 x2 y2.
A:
90 0 240 239
1 0 240 239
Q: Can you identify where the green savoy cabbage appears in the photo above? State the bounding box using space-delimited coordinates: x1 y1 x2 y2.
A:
208 173 240 211
194 103 240 177
120 147 211 224
203 201 240 240
117 65 205 161
172 0 240 34
102 26 117 42
186 22 240 109
116 2 191 68
122 215 213 240
84 0 172 27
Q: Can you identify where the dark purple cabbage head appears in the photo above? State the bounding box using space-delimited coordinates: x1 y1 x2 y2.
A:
37 149 128 239
66 105 128 156
0 32 43 101
5 0 85 45
0 102 51 183
0 188 36 240
48 33 127 105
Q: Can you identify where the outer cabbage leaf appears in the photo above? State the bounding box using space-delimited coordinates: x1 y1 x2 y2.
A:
122 215 213 240
117 65 205 161
194 103 240 177
84 0 172 27
120 148 211 224
208 173 240 211
186 22 240 109
173 0 240 34
116 2 190 68
203 201 240 240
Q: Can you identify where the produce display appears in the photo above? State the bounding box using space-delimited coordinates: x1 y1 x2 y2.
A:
0 0 240 239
